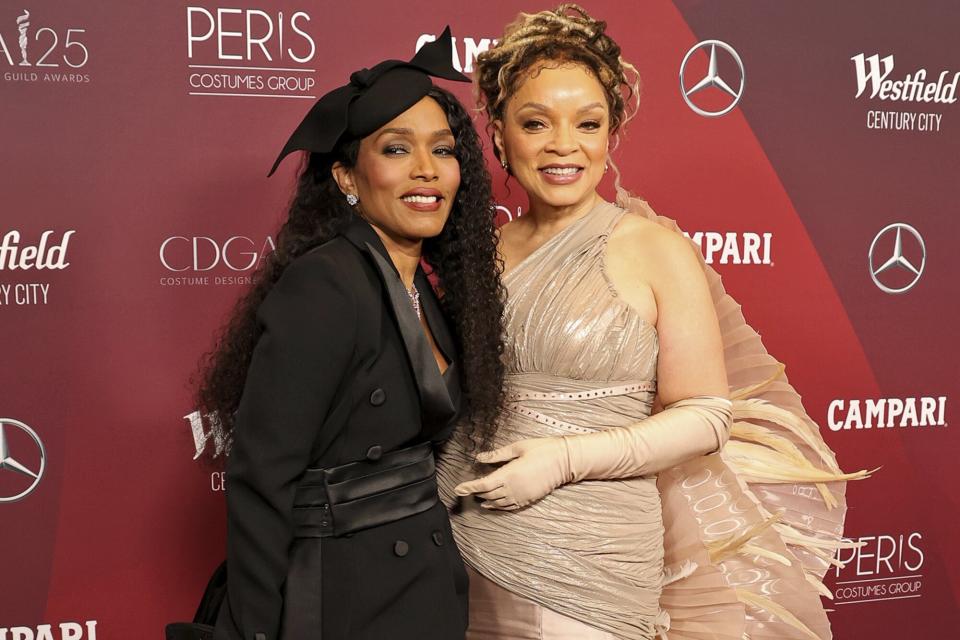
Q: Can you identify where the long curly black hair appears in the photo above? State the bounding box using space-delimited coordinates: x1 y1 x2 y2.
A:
196 86 505 461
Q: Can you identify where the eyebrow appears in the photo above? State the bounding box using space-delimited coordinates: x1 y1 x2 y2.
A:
576 102 606 114
515 101 607 114
377 127 454 138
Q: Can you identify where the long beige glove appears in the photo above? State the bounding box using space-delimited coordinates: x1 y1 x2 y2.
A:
454 396 733 510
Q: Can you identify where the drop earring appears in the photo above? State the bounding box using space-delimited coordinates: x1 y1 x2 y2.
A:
501 159 509 172
346 193 359 206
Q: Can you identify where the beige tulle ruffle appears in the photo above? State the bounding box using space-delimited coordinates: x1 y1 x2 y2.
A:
619 190 872 640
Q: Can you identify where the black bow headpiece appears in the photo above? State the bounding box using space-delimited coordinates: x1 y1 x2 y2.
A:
267 27 469 176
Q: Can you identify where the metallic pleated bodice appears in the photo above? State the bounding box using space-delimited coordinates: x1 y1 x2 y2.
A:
437 201 666 639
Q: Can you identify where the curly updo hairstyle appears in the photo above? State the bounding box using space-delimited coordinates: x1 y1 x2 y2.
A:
196 86 505 462
475 3 641 159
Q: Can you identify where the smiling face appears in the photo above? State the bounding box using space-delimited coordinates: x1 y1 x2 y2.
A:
333 96 460 245
494 63 610 216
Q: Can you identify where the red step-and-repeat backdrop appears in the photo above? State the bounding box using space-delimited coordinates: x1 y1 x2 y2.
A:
2 1 958 637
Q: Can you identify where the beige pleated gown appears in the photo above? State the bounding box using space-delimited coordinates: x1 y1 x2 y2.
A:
437 193 864 640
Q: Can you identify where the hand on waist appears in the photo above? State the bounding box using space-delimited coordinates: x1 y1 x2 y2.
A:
452 437 572 510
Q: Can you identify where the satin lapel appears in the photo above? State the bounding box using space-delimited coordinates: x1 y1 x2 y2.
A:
365 245 457 429
416 271 462 439
341 218 458 429
415 269 456 365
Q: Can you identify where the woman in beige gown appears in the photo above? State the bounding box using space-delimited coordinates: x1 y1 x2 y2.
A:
436 5 870 640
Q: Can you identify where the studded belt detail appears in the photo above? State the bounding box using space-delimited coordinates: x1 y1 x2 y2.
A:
506 380 656 402
505 380 656 433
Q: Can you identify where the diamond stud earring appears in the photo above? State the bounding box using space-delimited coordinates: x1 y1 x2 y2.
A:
346 193 359 206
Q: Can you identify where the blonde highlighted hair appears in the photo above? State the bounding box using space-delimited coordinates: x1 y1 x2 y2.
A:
476 3 641 158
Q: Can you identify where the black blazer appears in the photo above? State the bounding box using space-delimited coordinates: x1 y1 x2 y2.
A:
213 217 468 640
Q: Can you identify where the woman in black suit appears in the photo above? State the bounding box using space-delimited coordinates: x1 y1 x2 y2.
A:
191 30 504 640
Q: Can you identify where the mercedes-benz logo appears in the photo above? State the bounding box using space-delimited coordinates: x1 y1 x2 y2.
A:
0 418 46 503
868 223 926 294
680 40 745 117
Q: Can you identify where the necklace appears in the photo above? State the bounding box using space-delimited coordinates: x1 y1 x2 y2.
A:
407 284 421 319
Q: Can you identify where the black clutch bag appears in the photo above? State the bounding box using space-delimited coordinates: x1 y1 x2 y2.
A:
165 561 227 640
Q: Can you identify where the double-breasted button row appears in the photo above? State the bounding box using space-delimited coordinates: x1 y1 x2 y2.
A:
369 388 386 406
392 530 445 557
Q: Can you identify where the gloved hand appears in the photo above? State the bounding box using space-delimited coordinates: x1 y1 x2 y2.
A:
453 437 572 510
454 395 733 511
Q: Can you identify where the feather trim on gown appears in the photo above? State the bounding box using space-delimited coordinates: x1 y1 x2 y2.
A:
618 189 871 640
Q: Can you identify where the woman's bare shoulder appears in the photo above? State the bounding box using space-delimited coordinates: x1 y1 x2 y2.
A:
607 210 699 279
